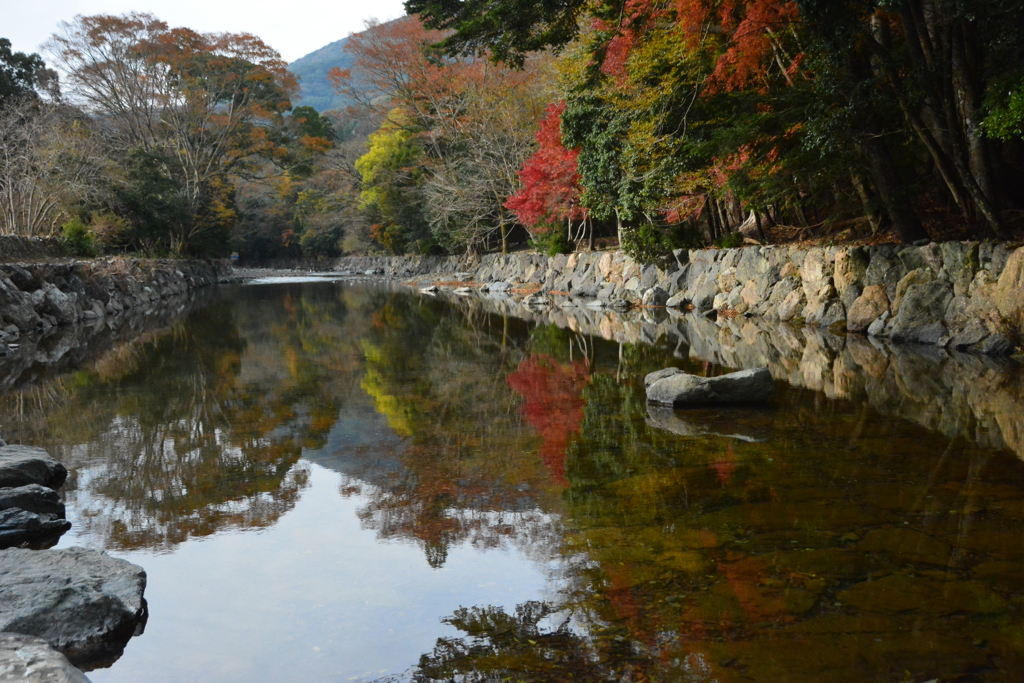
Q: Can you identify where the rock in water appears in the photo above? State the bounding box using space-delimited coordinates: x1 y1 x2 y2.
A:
0 485 70 549
0 484 65 517
0 447 67 489
0 508 71 549
645 367 774 406
0 547 147 667
0 633 90 683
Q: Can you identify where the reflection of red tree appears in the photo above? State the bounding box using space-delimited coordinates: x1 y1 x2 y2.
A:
507 355 590 486
710 444 737 486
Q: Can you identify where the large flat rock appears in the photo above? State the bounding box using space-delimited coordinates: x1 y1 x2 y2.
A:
0 547 147 667
0 633 90 682
0 447 67 489
645 367 774 406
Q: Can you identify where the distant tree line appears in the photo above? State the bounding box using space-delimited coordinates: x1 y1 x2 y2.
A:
0 14 336 258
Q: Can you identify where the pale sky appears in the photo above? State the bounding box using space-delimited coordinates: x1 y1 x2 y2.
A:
1 0 409 63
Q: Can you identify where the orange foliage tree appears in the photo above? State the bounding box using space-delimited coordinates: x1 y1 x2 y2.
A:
46 13 298 253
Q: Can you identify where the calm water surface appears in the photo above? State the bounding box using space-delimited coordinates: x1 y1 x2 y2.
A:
3 279 1024 683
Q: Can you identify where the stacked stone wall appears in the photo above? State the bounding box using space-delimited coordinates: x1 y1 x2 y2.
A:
0 259 224 348
337 241 1024 356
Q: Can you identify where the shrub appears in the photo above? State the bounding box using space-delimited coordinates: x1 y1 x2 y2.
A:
529 227 573 256
619 223 679 265
89 212 132 252
715 232 744 249
60 217 97 257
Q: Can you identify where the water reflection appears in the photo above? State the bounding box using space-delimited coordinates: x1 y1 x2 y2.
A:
1 280 1023 681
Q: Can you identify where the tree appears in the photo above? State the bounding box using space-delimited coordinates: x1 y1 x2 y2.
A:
279 106 336 178
0 38 58 104
505 101 588 246
405 0 588 67
0 100 105 236
45 13 298 254
797 0 1024 238
411 0 1024 246
332 16 549 254
354 108 432 253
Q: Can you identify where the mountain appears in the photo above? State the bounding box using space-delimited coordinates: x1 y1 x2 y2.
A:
289 36 356 113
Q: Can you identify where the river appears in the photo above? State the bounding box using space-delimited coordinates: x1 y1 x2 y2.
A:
2 277 1023 682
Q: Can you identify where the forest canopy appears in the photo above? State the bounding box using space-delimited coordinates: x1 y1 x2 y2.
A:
3 2 1023 261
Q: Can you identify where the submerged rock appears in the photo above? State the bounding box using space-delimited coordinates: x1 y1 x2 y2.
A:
0 547 147 667
0 447 67 489
524 293 551 307
0 633 90 683
645 367 774 406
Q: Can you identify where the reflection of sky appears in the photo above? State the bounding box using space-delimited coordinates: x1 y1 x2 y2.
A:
60 464 552 683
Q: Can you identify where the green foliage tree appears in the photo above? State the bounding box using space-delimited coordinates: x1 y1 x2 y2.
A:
0 38 58 104
405 0 587 67
355 110 432 253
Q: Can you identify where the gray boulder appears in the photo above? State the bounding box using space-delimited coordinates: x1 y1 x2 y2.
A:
36 285 78 326
0 508 70 548
0 447 67 489
0 485 64 517
0 278 42 331
890 281 953 344
644 367 687 389
0 634 90 683
641 287 669 307
0 547 147 666
645 367 774 406
665 292 688 308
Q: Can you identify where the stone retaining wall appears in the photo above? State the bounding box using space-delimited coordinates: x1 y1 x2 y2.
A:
0 236 65 261
337 241 1024 356
0 259 224 349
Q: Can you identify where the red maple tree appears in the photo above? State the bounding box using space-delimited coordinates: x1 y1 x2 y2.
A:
505 102 587 233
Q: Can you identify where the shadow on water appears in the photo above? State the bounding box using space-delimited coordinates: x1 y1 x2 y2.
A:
1 279 1024 681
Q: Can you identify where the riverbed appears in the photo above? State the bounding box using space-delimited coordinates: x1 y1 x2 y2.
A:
2 278 1024 682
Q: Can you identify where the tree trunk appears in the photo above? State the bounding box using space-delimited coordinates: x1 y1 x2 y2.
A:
754 211 767 242
850 171 884 234
860 133 929 243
